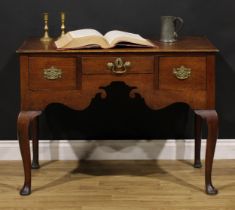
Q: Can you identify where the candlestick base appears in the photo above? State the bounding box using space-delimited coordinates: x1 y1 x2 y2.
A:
40 37 52 42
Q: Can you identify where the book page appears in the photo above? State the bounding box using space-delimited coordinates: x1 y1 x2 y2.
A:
55 29 110 49
55 29 154 49
70 29 103 38
104 30 154 47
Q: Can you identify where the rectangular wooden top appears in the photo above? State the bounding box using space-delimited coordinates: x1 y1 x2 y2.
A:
17 36 219 54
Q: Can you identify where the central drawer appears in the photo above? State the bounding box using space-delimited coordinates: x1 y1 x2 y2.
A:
82 56 154 74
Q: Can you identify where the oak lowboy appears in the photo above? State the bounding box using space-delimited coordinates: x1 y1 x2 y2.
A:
17 37 219 195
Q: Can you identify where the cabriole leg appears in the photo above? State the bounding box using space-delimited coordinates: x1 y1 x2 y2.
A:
31 116 40 169
194 110 218 195
17 111 41 195
194 113 202 168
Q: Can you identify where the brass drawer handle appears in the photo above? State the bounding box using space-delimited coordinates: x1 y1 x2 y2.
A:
173 65 191 80
44 66 62 80
107 58 131 74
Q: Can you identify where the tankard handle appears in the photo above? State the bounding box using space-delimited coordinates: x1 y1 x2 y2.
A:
174 17 184 38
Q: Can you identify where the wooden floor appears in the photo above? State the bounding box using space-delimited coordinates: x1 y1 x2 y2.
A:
0 160 234 210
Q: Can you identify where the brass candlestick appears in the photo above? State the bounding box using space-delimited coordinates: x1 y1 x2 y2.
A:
59 12 66 39
40 12 52 42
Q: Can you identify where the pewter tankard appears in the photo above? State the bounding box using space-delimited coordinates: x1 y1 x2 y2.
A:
160 16 184 42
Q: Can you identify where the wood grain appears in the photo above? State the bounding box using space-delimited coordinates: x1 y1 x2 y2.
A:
29 56 78 90
0 160 234 209
18 38 217 111
82 56 154 74
17 36 219 53
159 56 207 90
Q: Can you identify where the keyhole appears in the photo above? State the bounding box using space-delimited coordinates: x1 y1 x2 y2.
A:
115 58 123 68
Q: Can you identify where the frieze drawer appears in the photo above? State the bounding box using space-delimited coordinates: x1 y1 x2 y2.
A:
82 56 154 75
29 57 78 90
159 56 207 90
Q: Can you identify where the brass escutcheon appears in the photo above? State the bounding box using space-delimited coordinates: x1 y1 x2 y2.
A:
173 65 191 80
43 66 62 80
107 58 131 74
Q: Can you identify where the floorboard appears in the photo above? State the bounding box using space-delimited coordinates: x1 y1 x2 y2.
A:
0 160 234 210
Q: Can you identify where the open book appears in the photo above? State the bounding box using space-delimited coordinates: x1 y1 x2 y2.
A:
55 29 155 49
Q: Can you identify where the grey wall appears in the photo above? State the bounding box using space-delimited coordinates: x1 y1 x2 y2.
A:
0 0 235 139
